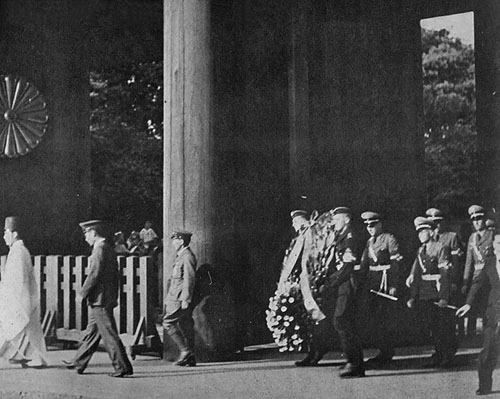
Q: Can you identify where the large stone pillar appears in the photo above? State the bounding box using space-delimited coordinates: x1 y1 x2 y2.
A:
164 0 238 361
164 0 213 267
475 1 500 209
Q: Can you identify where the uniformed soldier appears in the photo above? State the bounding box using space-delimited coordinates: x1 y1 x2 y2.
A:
407 217 455 368
358 211 402 365
322 207 365 378
457 231 500 396
462 205 494 336
426 207 464 345
163 229 198 366
282 210 331 368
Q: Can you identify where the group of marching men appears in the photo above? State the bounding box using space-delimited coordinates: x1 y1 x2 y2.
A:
282 204 497 395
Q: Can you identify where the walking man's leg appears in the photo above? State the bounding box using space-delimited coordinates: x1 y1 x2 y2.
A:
70 307 101 374
93 306 133 377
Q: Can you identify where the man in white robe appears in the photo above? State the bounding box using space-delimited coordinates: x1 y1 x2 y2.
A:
0 216 47 367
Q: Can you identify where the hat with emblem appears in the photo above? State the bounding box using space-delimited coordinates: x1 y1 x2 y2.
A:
331 207 352 216
361 211 381 225
425 208 444 221
170 229 193 240
414 216 436 231
290 210 308 219
79 219 105 231
4 216 21 232
468 205 486 220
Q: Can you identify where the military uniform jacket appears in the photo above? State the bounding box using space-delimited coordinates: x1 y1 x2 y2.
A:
435 230 463 285
410 240 451 301
165 246 197 305
80 238 120 308
359 232 401 292
466 254 500 325
324 226 357 317
464 229 494 285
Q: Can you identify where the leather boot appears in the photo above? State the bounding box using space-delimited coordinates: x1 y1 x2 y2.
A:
167 325 194 365
339 363 365 378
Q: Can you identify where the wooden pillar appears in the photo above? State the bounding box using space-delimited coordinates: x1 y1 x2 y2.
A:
288 0 311 208
475 1 500 209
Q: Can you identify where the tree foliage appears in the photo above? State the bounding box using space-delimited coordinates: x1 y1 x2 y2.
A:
422 28 477 215
90 61 163 234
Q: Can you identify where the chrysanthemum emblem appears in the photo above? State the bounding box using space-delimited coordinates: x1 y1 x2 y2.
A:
0 75 48 158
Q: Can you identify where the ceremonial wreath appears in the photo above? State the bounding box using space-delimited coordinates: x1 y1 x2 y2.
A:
266 210 338 351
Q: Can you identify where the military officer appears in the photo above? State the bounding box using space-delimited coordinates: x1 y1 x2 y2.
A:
322 207 365 378
358 211 402 365
287 210 332 368
457 231 500 396
163 229 198 366
407 217 455 368
462 205 494 336
426 208 464 292
426 207 464 345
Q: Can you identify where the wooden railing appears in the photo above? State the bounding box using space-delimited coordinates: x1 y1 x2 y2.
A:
3 255 162 358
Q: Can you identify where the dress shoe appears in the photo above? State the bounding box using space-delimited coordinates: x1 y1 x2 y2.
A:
340 366 365 378
61 359 76 369
476 388 491 396
109 370 133 378
175 353 196 367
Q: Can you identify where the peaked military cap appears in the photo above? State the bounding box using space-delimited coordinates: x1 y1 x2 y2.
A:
79 220 105 231
468 205 485 219
331 206 352 216
361 211 381 225
425 208 444 221
4 216 21 232
170 229 193 240
290 210 308 219
414 216 436 231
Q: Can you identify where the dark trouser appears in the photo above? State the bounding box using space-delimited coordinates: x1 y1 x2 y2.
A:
359 293 396 358
333 312 364 369
73 306 133 373
416 300 456 359
478 319 500 392
309 318 335 355
163 304 195 354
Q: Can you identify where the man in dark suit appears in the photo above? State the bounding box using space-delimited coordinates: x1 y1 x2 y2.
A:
163 229 198 366
63 220 133 378
457 230 500 396
322 207 364 378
